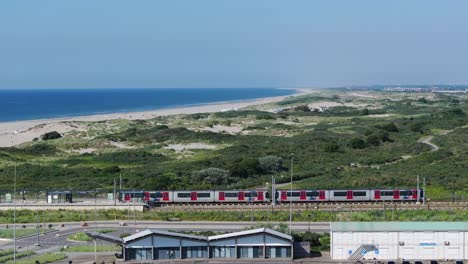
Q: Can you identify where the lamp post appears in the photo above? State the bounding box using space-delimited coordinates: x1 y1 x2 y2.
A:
10 135 17 264
289 153 294 234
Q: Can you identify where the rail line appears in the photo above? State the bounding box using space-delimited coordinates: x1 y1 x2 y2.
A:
148 201 468 212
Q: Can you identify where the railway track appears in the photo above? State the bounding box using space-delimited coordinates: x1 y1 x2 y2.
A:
148 201 468 212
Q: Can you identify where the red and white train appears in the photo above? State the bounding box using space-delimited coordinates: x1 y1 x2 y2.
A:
119 188 423 204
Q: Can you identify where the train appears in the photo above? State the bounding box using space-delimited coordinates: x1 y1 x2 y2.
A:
118 188 424 204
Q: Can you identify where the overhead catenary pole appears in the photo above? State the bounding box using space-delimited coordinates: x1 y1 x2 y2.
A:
423 176 426 205
289 153 294 234
119 172 122 192
113 178 117 206
13 159 17 263
271 175 275 206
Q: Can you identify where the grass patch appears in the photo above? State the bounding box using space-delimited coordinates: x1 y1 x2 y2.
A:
96 228 115 234
5 252 66 264
0 228 46 239
0 251 34 263
0 208 467 223
61 245 120 252
67 232 92 242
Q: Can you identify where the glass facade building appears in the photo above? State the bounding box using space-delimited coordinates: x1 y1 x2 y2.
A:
114 228 294 261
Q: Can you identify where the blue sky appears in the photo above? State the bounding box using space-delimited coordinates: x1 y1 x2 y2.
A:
1 0 467 88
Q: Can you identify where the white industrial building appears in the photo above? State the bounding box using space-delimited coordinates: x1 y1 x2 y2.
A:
331 222 468 261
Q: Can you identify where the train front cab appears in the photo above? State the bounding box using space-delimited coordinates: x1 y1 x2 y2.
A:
119 191 144 203
147 191 173 203
371 189 419 202
276 190 328 203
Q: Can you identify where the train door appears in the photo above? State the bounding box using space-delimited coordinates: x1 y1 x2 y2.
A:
257 191 264 201
162 192 169 201
299 191 306 201
190 192 197 201
219 191 225 201
319 190 326 201
144 192 150 202
346 190 353 200
393 190 400 199
375 190 381 200
238 192 245 201
412 189 418 200
281 191 287 201
125 194 131 202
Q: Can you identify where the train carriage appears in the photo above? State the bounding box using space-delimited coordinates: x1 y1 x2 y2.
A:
329 189 370 201
276 190 329 202
119 190 144 203
146 191 173 203
371 189 420 201
173 191 215 203
214 190 270 203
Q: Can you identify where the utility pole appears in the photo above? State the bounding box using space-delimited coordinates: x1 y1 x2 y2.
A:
113 178 117 206
289 153 294 234
417 175 420 192
133 197 136 225
35 212 40 246
119 173 122 192
423 177 426 205
271 175 276 206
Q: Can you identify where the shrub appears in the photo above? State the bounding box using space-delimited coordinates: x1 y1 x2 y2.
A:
22 144 57 155
378 122 399 132
192 168 231 186
40 131 62 140
348 138 366 149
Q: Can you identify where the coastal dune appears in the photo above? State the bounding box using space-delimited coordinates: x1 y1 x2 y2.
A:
0 89 312 147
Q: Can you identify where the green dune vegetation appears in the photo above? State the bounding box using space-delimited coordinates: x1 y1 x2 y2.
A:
0 89 466 201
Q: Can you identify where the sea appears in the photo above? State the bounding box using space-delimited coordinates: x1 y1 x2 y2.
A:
0 88 296 122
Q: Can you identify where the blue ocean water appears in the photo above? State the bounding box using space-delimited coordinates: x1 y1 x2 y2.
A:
0 88 295 122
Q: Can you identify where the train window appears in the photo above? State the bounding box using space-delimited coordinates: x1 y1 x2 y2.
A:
198 193 211 198
265 192 270 199
177 193 191 198
306 191 319 197
381 191 394 196
400 190 412 196
287 192 300 197
224 192 238 198
150 193 162 198
353 191 367 196
333 191 347 197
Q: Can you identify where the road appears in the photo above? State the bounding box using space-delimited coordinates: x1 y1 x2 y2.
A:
418 135 440 151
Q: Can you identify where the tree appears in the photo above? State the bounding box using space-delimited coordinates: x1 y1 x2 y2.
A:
258 155 283 173
360 108 370 115
192 168 230 186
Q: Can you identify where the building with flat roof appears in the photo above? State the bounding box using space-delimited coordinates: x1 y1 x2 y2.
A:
331 222 468 261
89 228 293 261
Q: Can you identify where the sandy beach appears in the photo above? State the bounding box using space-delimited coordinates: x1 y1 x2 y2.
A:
0 89 313 147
